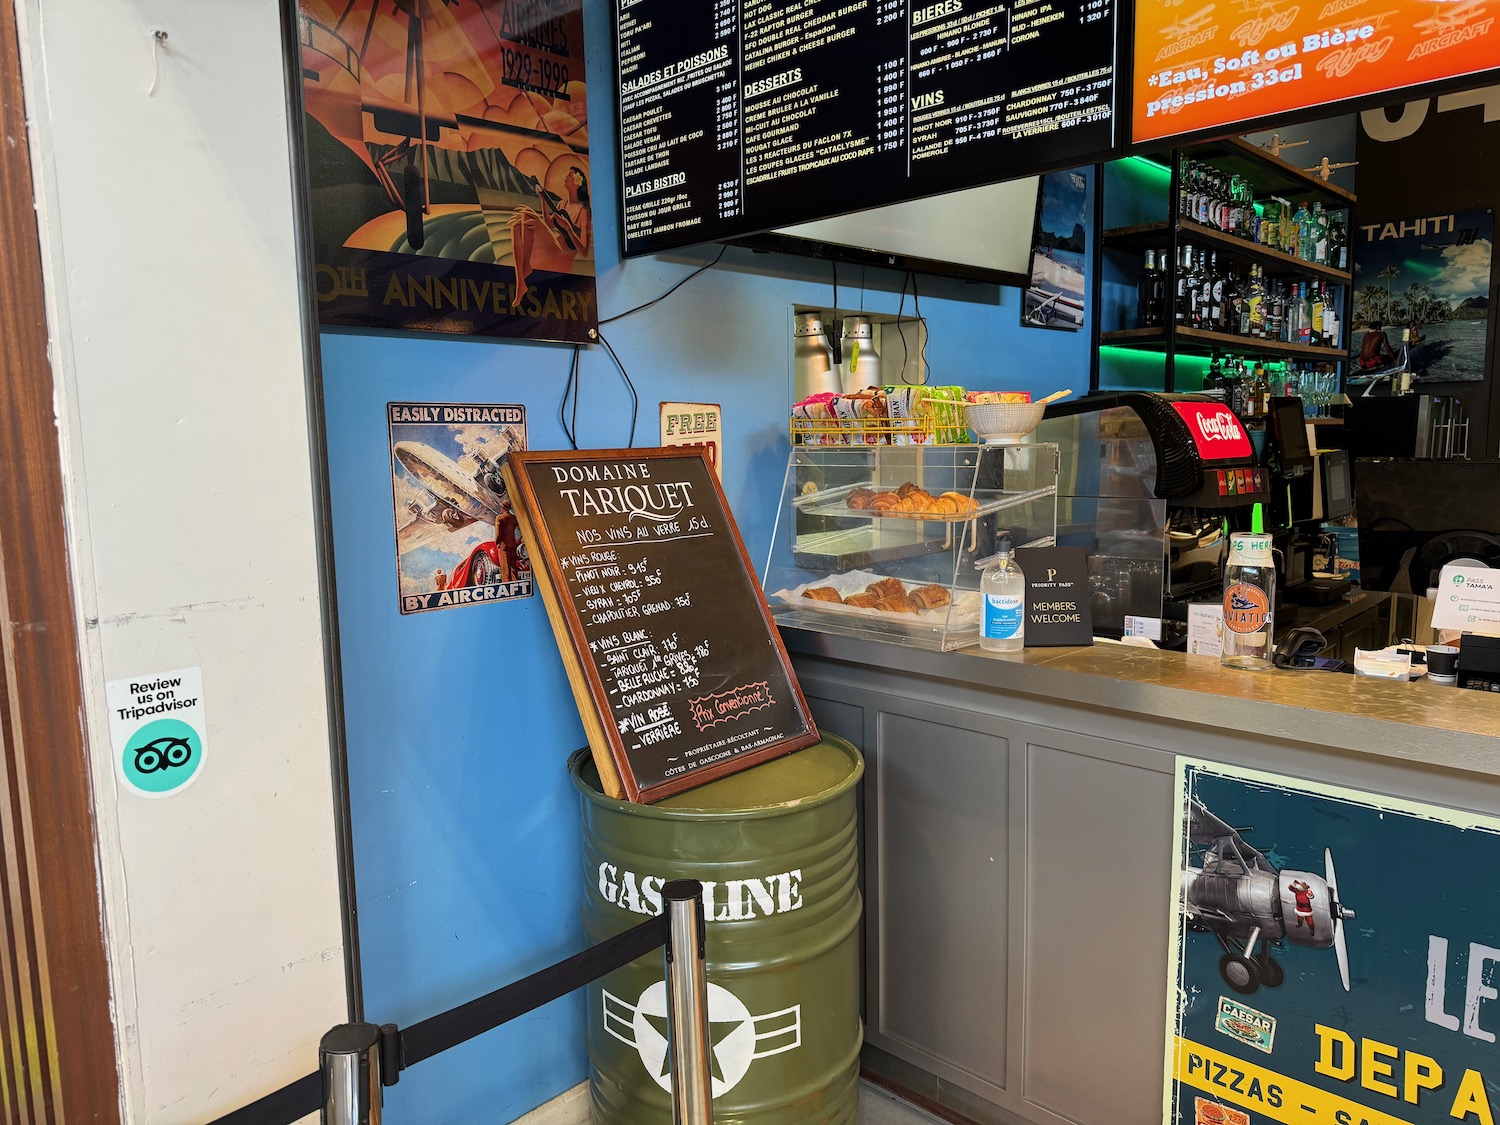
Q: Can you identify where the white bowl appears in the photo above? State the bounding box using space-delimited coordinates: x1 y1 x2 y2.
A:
963 402 1045 445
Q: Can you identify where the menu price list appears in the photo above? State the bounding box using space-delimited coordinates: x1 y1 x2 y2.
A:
617 0 1117 257
518 452 814 798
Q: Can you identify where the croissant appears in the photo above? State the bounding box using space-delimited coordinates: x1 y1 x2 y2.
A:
910 584 952 610
931 497 959 514
895 481 921 498
802 586 844 603
870 494 901 511
846 487 876 510
940 491 979 512
866 577 905 599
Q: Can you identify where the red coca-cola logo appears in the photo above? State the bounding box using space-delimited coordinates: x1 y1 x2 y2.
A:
1172 402 1253 460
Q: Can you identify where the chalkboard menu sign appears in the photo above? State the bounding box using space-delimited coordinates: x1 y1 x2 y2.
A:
504 448 818 802
617 0 1119 257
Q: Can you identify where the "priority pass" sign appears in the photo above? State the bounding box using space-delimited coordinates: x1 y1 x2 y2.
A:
105 667 207 798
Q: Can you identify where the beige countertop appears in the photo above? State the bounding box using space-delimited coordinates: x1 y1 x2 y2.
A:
782 627 1500 775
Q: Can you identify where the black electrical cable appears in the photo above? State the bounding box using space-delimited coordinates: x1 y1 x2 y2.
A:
596 331 640 448
599 245 727 325
895 271 911 383
911 271 929 383
830 259 841 366
558 345 581 449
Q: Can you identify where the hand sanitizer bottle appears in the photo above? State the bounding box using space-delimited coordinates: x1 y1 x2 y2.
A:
981 538 1025 652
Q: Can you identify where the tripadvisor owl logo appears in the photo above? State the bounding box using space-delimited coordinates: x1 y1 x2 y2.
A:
123 717 203 795
602 979 800 1095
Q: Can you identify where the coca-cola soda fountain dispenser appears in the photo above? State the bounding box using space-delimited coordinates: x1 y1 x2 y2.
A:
1036 392 1268 626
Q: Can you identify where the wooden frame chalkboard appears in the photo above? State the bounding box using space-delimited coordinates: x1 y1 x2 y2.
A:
503 448 818 803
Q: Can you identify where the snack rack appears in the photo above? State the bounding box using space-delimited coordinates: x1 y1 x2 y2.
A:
790 386 970 445
762 442 1058 651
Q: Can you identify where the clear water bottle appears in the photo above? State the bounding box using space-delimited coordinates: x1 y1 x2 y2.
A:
1222 505 1275 670
981 539 1026 652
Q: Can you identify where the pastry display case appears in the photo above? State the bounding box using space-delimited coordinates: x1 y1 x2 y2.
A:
763 443 1058 651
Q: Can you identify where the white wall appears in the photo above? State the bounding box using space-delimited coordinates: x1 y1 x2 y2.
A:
15 0 347 1119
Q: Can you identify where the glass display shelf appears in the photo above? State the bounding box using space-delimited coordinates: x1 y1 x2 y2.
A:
763 443 1058 651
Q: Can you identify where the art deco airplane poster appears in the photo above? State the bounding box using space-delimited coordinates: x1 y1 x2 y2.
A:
298 1 596 342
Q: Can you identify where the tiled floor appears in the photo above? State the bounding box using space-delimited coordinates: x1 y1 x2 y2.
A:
860 1081 948 1124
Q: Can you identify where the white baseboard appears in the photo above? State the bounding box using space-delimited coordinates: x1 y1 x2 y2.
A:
510 1082 589 1125
507 1078 920 1123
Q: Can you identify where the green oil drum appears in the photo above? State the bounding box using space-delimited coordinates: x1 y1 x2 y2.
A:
571 736 864 1125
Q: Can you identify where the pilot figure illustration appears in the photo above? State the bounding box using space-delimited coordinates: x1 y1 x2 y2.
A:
1288 879 1315 937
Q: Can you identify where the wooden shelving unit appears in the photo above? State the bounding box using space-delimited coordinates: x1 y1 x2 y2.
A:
1101 325 1348 361
1093 137 1356 394
1102 219 1352 285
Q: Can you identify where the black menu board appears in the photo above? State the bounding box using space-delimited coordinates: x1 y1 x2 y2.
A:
617 0 1119 256
504 448 818 803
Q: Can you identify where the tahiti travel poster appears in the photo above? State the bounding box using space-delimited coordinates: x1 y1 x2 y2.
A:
1353 208 1493 383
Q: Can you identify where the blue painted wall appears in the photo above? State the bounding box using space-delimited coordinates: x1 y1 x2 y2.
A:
317 0 1095 1116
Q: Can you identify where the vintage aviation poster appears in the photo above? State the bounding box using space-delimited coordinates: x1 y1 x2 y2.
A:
297 0 596 341
1166 758 1500 1125
388 402 530 614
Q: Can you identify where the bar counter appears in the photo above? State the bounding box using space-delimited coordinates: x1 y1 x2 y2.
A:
779 625 1500 1125
786 627 1500 774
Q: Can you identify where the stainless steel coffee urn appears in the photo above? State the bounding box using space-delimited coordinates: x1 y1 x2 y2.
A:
793 311 840 401
840 315 882 393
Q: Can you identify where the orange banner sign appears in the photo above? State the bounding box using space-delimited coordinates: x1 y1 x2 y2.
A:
1132 0 1498 144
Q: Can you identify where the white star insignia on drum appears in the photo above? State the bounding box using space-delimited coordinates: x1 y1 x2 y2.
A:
602 980 801 1096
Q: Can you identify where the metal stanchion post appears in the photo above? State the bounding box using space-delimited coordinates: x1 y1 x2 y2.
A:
320 1023 382 1125
662 879 713 1124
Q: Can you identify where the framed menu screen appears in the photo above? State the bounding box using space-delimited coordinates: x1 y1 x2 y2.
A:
1133 0 1500 144
504 447 818 803
617 0 1120 257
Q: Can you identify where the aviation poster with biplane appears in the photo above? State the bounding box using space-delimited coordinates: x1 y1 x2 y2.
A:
298 0 596 342
388 401 530 614
1166 758 1500 1125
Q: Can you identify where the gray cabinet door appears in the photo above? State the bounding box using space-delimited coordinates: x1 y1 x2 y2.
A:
1018 730 1175 1125
805 676 1177 1125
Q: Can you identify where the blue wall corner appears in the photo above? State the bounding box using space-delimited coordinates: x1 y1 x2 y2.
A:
316 0 1101 1116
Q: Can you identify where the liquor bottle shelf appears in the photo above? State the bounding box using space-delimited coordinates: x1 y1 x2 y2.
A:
1100 326 1350 362
1094 134 1356 396
1102 220 1352 284
1144 135 1356 208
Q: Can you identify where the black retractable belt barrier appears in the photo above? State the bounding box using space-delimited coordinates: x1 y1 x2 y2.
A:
208 1071 322 1125
205 905 681 1125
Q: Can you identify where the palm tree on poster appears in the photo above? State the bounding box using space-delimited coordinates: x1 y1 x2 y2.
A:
1354 286 1389 327
1377 265 1402 322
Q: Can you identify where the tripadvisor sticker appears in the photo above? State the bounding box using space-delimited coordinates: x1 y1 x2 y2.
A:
105 668 207 798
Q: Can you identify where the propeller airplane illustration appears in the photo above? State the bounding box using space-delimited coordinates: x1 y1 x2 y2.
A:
1182 798 1356 995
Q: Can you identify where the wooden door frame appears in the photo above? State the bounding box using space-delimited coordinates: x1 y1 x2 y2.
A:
0 0 121 1120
